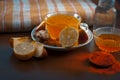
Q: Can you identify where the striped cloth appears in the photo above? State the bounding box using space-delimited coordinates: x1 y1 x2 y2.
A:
0 0 96 33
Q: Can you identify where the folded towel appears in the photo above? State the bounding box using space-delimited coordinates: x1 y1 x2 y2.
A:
0 0 96 33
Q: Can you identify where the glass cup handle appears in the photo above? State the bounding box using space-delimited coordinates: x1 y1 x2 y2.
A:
80 23 88 31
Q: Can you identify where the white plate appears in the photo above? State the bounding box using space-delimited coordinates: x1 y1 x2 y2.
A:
31 23 93 51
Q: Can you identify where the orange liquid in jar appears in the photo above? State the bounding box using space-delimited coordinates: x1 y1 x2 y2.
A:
45 14 80 40
95 34 120 52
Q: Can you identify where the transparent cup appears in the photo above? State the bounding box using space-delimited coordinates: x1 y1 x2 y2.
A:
44 12 81 40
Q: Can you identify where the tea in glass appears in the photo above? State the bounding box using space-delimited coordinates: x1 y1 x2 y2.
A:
45 12 81 40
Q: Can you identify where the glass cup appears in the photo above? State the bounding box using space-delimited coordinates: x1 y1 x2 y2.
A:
93 27 120 52
44 12 81 40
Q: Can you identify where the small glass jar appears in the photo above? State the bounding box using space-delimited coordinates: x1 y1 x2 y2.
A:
93 0 116 30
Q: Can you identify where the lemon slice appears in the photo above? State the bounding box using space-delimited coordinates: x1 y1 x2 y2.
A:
59 27 79 47
13 42 35 60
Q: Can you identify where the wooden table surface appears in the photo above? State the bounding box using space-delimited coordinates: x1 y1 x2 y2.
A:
0 0 120 80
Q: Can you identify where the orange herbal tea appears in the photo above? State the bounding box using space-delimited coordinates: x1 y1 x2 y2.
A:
94 34 120 52
45 13 81 40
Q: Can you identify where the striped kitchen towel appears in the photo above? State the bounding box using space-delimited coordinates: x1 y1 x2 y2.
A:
0 0 96 33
